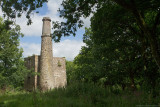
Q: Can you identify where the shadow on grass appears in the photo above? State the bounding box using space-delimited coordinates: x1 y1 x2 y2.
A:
0 99 17 107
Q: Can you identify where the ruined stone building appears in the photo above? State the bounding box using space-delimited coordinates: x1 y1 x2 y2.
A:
24 17 67 91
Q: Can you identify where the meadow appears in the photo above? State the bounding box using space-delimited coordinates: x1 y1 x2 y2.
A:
0 83 159 107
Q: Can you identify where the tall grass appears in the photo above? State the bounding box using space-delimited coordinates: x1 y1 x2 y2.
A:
0 82 159 107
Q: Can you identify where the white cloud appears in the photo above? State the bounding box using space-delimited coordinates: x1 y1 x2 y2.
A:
20 42 41 57
47 0 63 16
81 14 93 28
20 39 85 61
15 0 63 37
53 39 85 61
16 15 43 36
15 13 62 37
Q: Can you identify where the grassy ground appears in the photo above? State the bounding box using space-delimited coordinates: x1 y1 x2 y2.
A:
0 83 160 107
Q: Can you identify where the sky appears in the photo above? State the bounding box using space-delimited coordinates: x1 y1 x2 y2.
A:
14 0 91 61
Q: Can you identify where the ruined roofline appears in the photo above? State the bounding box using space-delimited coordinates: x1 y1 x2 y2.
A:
24 55 66 59
25 54 39 57
24 55 39 58
53 57 66 59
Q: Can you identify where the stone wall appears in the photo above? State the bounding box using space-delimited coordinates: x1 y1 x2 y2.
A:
53 57 67 88
24 55 67 91
24 55 40 91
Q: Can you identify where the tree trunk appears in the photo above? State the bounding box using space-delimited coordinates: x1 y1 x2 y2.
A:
113 0 160 69
132 10 160 69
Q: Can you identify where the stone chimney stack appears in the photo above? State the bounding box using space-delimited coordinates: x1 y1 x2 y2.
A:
42 17 51 35
39 17 54 91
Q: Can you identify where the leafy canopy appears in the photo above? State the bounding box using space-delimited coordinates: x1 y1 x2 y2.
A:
0 0 47 25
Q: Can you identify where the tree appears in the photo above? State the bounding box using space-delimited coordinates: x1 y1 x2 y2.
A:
0 0 47 25
53 0 160 69
90 4 159 92
0 17 27 89
72 3 160 94
112 0 160 69
74 28 97 83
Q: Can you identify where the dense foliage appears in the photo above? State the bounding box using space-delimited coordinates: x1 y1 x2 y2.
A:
53 0 160 98
53 0 160 69
0 17 27 89
0 0 48 89
72 25 160 95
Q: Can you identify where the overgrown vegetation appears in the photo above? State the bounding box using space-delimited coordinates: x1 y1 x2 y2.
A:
0 0 160 106
0 17 28 90
0 82 160 107
58 0 160 99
